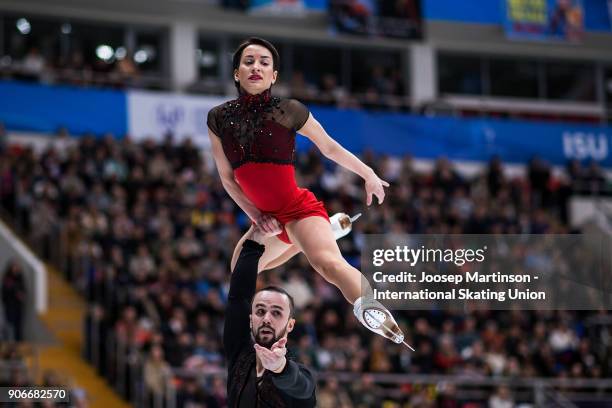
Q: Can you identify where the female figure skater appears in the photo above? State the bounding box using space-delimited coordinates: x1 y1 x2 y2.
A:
207 37 405 345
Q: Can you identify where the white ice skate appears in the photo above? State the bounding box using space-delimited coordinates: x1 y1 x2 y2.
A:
354 296 414 350
330 212 361 240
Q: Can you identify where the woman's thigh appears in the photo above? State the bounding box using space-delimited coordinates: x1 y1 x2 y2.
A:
285 216 342 263
286 216 364 302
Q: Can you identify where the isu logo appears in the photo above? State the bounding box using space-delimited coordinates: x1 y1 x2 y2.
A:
156 104 185 131
562 131 608 161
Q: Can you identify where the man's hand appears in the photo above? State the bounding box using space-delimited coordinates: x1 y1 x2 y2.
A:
246 225 268 245
254 337 287 373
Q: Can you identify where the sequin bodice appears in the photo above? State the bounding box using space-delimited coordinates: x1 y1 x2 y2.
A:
207 89 310 170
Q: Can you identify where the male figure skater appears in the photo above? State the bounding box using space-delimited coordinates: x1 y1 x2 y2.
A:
224 226 316 407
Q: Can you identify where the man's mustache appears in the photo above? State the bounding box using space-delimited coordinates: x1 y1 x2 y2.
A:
258 325 275 335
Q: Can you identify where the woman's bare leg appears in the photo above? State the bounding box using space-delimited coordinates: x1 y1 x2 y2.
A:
260 246 302 271
230 224 294 273
285 216 363 302
285 216 405 344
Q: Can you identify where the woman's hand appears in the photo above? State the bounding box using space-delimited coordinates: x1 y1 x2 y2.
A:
252 213 283 236
365 174 390 206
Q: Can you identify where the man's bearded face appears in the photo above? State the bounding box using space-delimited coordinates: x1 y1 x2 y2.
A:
250 291 293 348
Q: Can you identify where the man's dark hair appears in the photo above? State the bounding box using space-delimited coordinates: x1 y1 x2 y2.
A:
232 37 280 91
253 285 295 318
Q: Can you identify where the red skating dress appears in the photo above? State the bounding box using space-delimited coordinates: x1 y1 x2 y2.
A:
207 89 329 244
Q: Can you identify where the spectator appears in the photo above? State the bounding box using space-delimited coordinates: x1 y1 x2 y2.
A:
114 53 140 86
583 160 606 192
50 128 76 161
437 382 460 408
487 156 505 197
348 374 383 407
284 270 314 309
0 122 6 154
549 320 578 353
435 336 461 373
528 156 551 207
319 73 346 106
290 70 317 103
20 47 46 81
2 261 27 341
143 345 172 405
317 378 352 408
488 385 515 408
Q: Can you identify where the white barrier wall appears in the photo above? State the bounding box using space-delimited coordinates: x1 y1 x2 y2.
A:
0 219 47 314
570 196 612 229
127 90 226 148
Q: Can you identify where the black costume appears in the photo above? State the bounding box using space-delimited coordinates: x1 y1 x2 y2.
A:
224 239 316 407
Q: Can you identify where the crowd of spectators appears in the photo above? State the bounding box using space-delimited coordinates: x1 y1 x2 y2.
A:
1 47 154 90
0 343 88 407
0 343 29 390
3 45 408 110
0 129 611 407
279 68 408 111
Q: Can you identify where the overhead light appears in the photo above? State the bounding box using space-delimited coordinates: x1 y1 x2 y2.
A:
200 51 216 67
142 45 156 59
115 46 127 60
61 23 72 35
134 49 148 64
96 45 114 61
134 46 156 64
16 18 31 35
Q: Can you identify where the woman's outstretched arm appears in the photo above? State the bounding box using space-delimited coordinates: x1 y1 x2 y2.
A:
297 114 389 205
208 128 281 233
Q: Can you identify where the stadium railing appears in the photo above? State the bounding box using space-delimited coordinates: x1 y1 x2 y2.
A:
82 307 612 407
0 343 40 387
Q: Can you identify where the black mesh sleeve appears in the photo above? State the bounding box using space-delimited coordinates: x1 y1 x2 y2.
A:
285 99 310 131
207 106 221 136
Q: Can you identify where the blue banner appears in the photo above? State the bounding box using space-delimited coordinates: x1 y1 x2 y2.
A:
0 81 127 136
422 0 611 32
303 107 612 167
1 81 611 167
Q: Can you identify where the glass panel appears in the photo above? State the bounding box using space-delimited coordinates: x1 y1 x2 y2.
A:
293 43 342 90
438 53 483 95
605 67 612 123
349 48 404 95
197 38 220 78
3 15 61 61
68 21 125 69
489 57 539 98
134 30 163 72
545 61 596 102
603 67 612 105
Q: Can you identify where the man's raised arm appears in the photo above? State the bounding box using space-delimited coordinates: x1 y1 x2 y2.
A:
223 237 265 361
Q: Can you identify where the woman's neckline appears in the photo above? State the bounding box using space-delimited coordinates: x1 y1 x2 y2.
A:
237 87 273 105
